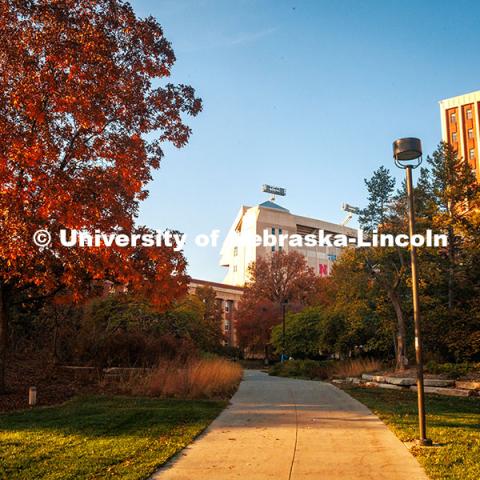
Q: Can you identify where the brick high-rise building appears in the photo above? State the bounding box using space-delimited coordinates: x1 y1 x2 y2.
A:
439 90 480 180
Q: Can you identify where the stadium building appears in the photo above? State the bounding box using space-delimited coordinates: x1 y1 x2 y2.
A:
220 199 356 287
188 198 356 346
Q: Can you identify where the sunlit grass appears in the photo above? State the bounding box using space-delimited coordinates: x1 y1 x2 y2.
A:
343 386 480 480
0 395 225 480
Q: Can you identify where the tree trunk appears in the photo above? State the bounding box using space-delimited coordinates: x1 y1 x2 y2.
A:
388 289 407 371
0 282 8 394
447 226 455 309
52 316 59 365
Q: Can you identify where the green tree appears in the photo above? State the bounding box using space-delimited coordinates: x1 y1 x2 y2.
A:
358 166 396 231
271 307 322 358
194 286 224 351
332 143 480 363
389 167 432 234
415 143 480 361
328 248 394 359
425 142 479 309
358 166 410 369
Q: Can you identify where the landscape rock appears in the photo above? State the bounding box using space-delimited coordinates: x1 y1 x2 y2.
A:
385 377 415 386
410 386 474 397
424 379 455 387
365 382 404 390
455 380 480 391
361 374 386 383
346 377 362 384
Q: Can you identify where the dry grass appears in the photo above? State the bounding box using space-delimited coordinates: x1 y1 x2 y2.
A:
270 358 383 380
330 358 382 378
122 357 243 400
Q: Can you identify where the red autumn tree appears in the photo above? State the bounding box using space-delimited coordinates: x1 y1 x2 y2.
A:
246 250 320 304
0 0 202 392
235 250 320 358
235 298 280 359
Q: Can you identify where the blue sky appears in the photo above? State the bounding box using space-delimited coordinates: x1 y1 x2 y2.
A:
132 0 480 282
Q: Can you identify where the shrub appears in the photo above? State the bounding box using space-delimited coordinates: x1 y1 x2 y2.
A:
271 308 322 358
78 332 196 368
425 361 480 379
270 359 333 380
75 292 224 367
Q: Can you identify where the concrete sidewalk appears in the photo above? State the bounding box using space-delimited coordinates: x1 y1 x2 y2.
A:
151 370 427 480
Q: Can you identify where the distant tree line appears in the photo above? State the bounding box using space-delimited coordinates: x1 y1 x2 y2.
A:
236 143 480 367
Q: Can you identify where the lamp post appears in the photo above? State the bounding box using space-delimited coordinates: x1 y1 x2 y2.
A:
393 137 432 447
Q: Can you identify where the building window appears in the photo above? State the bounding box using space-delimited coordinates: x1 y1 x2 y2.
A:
452 132 457 142
450 112 456 123
233 246 238 256
233 265 237 273
469 148 475 160
467 109 473 120
271 227 275 235
279 228 282 235
224 322 229 331
468 128 474 139
225 304 229 313
271 246 275 252
279 246 283 252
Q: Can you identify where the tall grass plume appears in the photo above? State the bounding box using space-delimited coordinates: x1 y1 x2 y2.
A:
330 358 382 378
125 357 243 399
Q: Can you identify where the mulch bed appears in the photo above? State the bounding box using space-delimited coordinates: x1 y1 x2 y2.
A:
0 352 99 413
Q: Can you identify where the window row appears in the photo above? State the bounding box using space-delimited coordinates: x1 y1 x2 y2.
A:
451 129 476 143
450 108 474 124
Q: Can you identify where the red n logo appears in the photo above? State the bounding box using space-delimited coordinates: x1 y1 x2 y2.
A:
319 264 328 276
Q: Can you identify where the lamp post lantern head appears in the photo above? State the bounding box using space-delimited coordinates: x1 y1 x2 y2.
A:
393 137 422 169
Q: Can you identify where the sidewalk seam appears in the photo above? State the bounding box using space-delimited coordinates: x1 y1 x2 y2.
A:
288 387 299 480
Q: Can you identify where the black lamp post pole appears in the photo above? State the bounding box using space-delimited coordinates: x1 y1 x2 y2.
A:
405 165 430 446
393 137 432 447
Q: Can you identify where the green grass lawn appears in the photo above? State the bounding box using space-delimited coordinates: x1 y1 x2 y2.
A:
0 395 225 480
343 386 480 480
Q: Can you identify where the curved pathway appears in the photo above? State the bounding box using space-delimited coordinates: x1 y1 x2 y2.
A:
152 370 427 480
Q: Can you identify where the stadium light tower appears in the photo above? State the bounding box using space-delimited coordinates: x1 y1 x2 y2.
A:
341 203 360 226
262 184 286 202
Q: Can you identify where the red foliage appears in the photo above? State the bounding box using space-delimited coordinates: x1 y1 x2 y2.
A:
235 251 322 356
0 0 201 391
247 250 320 304
235 298 280 355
